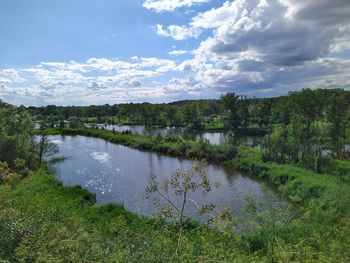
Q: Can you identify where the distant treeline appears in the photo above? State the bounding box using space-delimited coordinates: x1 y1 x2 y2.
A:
27 89 350 132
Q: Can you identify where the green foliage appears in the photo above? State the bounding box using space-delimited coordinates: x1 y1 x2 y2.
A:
230 147 350 223
0 105 58 174
1 161 349 261
262 89 350 172
220 92 242 132
144 159 216 223
44 128 237 163
0 105 37 170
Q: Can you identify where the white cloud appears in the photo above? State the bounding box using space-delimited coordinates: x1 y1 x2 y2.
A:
86 82 107 91
0 57 180 106
169 50 190 56
143 0 209 12
154 1 240 40
155 24 201 40
191 1 238 29
0 68 25 83
156 0 350 96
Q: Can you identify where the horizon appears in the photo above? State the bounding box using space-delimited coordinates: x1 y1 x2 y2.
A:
2 87 293 107
8 87 338 108
1 0 350 106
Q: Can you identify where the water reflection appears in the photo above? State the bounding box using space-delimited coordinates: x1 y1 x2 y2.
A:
49 135 284 223
84 123 262 146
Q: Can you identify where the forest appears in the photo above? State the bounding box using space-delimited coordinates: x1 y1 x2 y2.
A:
1 88 350 262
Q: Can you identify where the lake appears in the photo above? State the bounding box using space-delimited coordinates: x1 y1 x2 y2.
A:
49 135 285 223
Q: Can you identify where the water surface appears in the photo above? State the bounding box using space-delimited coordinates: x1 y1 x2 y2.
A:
49 135 283 222
84 123 262 146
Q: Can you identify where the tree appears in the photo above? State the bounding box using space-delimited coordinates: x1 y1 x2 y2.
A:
37 135 58 167
165 106 181 126
144 159 217 224
327 93 349 158
256 99 273 132
0 105 36 169
183 103 203 130
221 93 242 132
238 95 250 129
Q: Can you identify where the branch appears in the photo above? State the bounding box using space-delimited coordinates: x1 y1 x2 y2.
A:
187 198 200 209
156 189 179 212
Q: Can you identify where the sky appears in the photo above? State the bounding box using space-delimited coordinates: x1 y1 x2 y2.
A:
0 0 350 106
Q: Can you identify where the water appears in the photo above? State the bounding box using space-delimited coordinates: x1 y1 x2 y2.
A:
84 123 262 146
49 135 284 223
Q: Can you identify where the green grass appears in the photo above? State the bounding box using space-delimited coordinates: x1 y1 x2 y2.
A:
0 167 250 262
1 167 350 262
228 147 350 224
43 128 237 163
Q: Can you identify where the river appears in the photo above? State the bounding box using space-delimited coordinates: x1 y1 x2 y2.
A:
49 135 285 223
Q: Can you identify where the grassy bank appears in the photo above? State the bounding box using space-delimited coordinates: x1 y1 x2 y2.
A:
229 147 350 224
0 167 246 262
1 166 349 262
43 128 237 163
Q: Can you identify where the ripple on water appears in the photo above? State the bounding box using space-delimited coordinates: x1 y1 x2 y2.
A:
89 152 111 164
76 168 89 176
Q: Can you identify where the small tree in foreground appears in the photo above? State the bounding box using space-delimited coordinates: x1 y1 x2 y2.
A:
144 159 219 224
37 135 59 167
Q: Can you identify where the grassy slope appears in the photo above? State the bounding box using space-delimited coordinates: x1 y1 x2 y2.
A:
0 167 248 262
1 167 349 262
229 147 350 223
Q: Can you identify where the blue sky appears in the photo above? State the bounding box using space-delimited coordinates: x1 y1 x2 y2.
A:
0 0 350 106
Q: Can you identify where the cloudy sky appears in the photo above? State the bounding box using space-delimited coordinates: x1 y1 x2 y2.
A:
1 0 350 106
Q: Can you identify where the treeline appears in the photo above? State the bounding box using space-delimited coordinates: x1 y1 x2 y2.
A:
28 89 350 133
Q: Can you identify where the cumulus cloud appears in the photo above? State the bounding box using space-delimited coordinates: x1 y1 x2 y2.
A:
0 57 180 105
0 69 25 83
195 0 350 64
155 24 201 40
119 80 142 88
86 82 107 91
143 0 209 12
156 0 350 96
154 1 237 40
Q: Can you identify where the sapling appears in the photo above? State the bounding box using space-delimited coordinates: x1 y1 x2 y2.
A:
144 159 219 224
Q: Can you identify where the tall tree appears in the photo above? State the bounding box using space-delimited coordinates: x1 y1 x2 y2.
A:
220 93 242 133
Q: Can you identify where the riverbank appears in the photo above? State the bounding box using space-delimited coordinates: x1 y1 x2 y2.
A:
229 147 350 224
1 167 247 262
42 128 237 163
43 128 350 221
80 118 268 135
1 144 349 261
33 128 350 259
